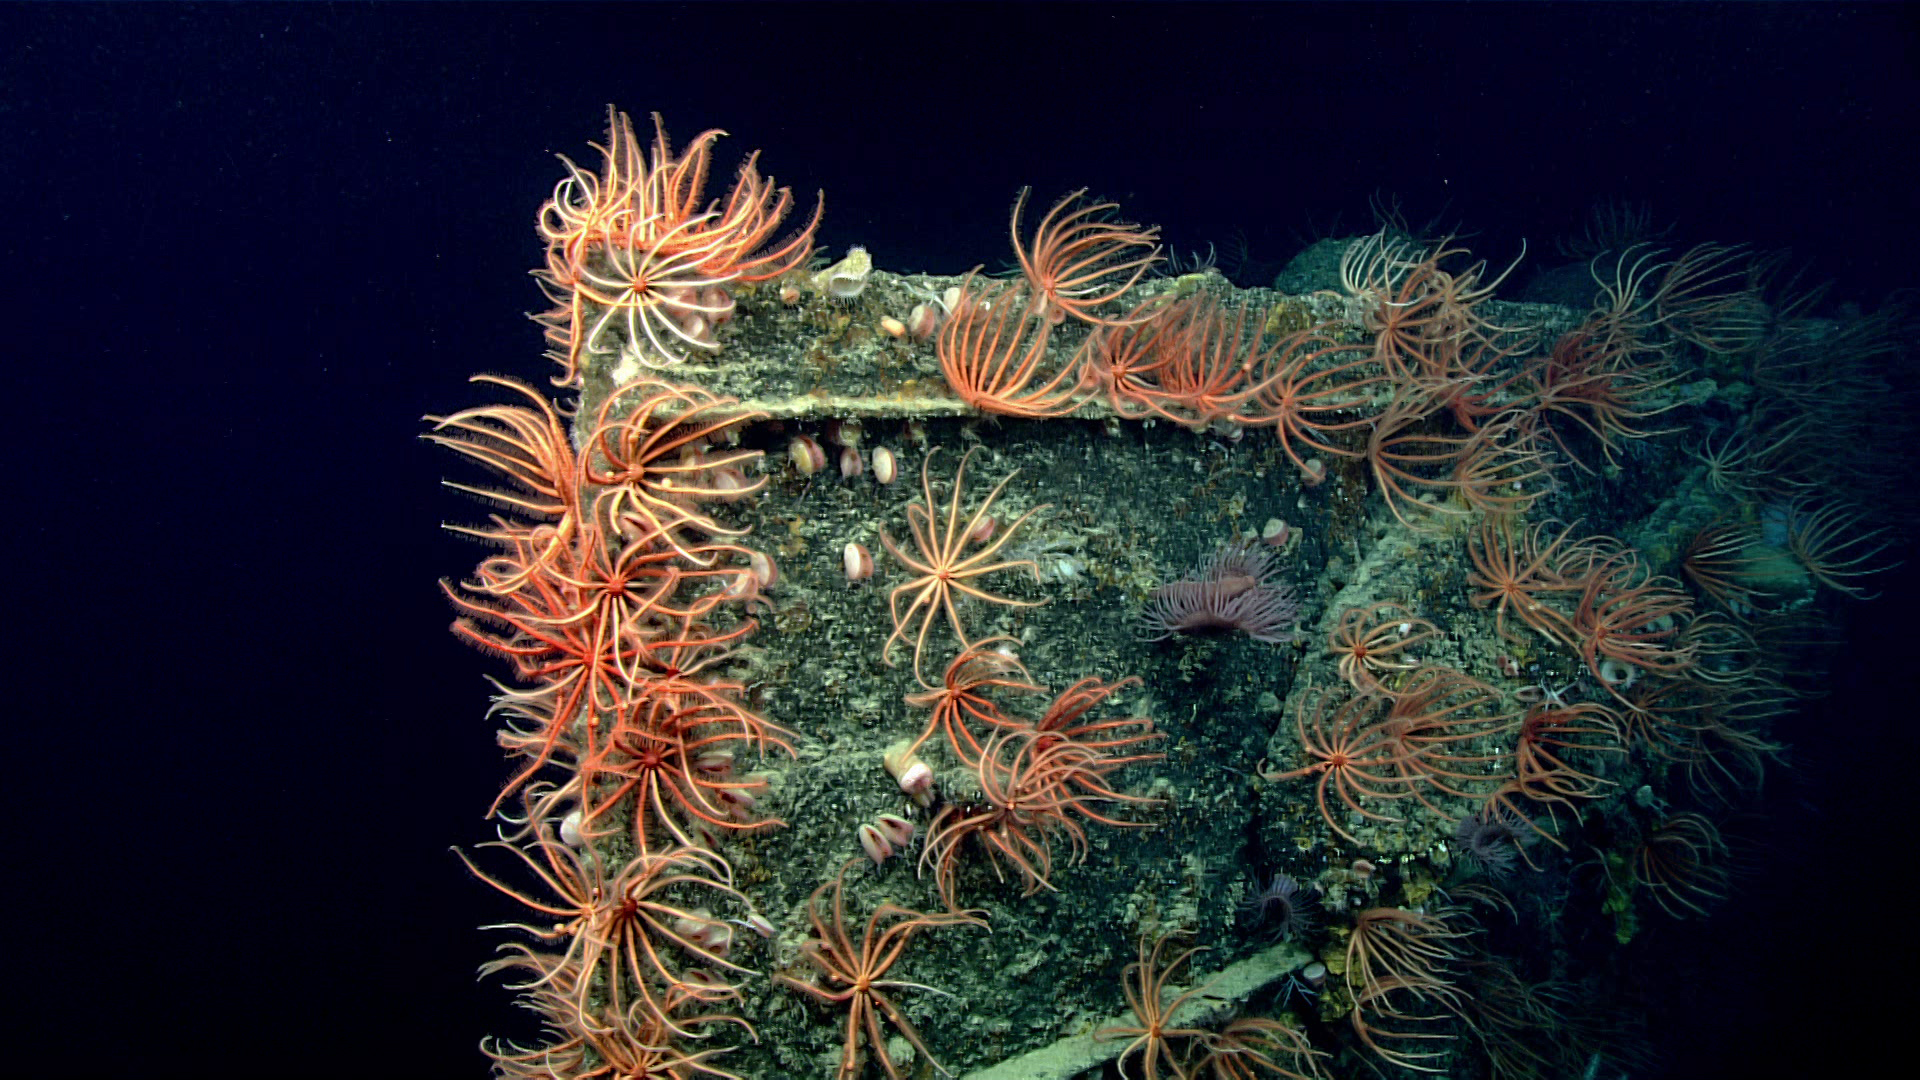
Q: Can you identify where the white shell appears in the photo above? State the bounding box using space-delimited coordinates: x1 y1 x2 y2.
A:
811 246 872 299
559 809 585 847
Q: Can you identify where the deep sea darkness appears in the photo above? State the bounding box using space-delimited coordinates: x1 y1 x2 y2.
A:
5 4 1915 1077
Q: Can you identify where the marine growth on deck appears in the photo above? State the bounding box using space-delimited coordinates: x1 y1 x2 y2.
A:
430 108 1911 1080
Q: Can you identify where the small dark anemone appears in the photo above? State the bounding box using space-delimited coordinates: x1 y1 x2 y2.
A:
1238 872 1316 941
1141 541 1302 643
1452 804 1533 879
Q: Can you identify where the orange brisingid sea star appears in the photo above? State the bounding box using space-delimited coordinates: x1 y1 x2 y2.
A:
878 447 1048 686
